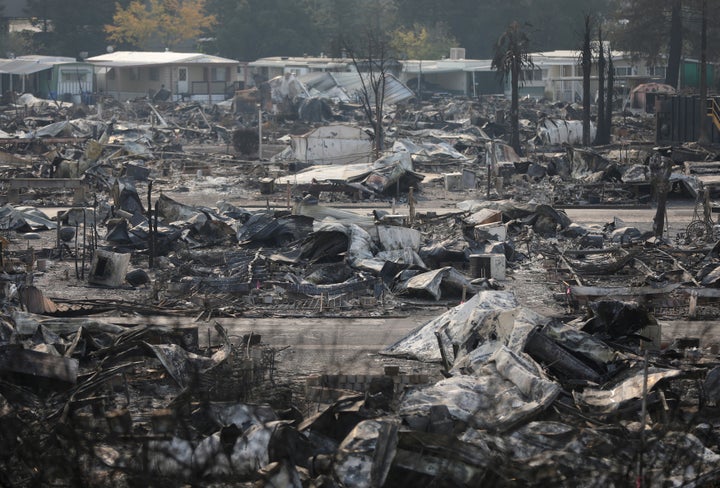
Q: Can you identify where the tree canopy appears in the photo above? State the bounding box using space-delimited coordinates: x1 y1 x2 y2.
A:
105 0 216 51
8 0 720 70
610 0 720 63
390 22 457 60
206 0 320 61
25 0 125 57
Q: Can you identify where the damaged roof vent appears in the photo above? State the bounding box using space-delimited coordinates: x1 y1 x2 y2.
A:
450 47 465 60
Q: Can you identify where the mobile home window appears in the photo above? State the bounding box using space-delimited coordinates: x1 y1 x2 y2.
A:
61 71 88 83
522 68 543 81
211 67 227 81
149 67 159 81
614 66 633 77
649 66 666 78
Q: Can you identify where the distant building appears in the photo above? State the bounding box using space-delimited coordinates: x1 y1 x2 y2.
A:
398 48 715 104
248 55 355 86
86 51 241 102
400 48 494 97
0 55 94 103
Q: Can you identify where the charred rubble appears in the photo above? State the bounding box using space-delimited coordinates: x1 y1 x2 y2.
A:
0 89 719 486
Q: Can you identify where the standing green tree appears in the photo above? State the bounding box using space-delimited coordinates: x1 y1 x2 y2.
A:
492 21 534 155
105 0 216 51
390 22 457 100
611 0 684 86
26 0 126 57
207 0 320 61
610 0 720 88
299 0 357 58
609 0 674 63
0 1 7 54
302 0 397 58
390 22 457 60
395 0 611 59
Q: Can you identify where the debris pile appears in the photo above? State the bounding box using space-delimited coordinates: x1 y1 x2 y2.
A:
1 287 720 486
0 86 720 486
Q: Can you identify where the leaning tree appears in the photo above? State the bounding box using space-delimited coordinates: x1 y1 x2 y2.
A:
492 21 534 156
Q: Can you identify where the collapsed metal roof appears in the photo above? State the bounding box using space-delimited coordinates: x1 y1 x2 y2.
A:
249 56 350 70
299 71 415 105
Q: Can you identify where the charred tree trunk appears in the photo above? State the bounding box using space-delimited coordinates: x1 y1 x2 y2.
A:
348 35 388 160
651 153 673 238
605 48 614 141
665 0 682 89
374 73 386 158
510 58 521 155
699 0 709 145
491 21 533 157
595 26 606 145
581 15 592 146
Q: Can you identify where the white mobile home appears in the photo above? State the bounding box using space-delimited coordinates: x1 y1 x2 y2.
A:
86 51 240 102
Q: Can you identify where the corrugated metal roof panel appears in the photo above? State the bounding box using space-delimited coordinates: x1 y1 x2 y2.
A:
300 71 414 105
0 55 79 75
300 72 343 93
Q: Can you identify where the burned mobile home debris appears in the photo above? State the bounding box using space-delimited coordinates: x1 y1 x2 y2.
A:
0 69 720 488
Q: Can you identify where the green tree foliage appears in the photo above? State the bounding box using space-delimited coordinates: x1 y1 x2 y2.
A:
395 0 612 58
206 0 321 61
610 0 680 62
390 22 457 60
0 0 34 58
26 0 126 57
105 0 216 51
303 0 397 57
232 0 613 62
492 21 534 155
610 0 720 65
0 1 7 54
